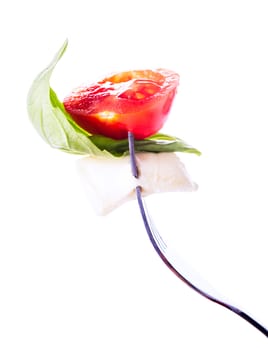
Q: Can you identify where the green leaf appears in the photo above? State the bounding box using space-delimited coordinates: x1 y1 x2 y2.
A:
27 39 107 157
90 133 201 156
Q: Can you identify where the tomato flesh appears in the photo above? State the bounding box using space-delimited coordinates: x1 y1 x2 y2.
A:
63 69 179 140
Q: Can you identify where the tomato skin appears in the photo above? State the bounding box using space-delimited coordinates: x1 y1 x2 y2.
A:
63 69 179 140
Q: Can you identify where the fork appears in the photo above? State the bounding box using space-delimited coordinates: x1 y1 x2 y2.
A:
128 131 268 338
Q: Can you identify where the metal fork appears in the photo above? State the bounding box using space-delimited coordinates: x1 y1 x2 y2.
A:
128 131 268 338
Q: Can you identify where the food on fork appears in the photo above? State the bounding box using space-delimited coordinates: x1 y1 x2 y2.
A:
27 40 200 214
26 41 268 339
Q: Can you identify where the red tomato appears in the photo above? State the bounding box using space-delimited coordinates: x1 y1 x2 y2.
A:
63 69 179 140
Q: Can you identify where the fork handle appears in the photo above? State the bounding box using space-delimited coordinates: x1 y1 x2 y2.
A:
135 185 268 338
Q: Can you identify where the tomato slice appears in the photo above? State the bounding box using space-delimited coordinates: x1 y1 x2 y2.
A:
63 69 179 140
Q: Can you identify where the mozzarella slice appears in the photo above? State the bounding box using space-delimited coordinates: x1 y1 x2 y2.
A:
76 152 197 215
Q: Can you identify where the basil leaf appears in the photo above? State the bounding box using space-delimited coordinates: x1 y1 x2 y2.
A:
90 133 201 156
136 134 202 155
27 39 107 157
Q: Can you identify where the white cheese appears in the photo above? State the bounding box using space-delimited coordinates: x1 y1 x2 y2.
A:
76 152 197 215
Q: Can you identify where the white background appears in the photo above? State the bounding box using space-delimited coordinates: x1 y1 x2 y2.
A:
1 0 268 349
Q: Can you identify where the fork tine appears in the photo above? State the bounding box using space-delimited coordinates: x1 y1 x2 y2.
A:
136 187 166 253
149 218 167 250
141 197 167 251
